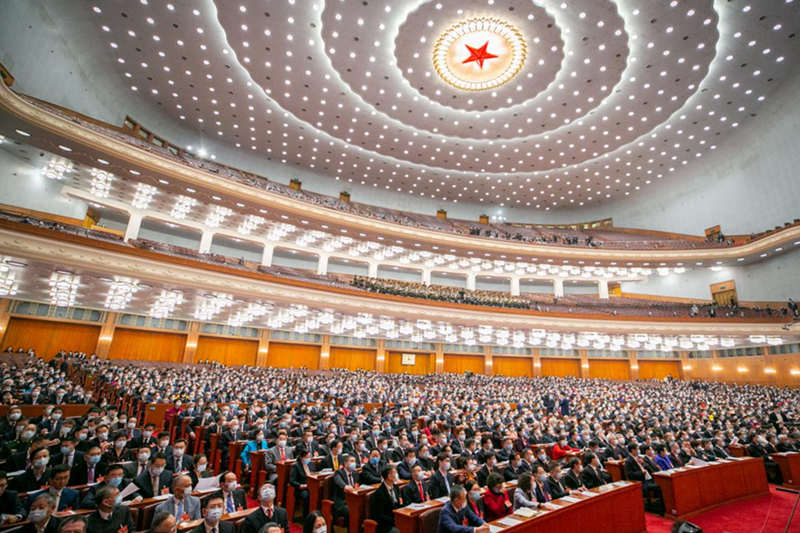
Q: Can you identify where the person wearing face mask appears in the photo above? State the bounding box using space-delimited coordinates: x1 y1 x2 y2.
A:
301 510 327 533
462 480 485 519
68 446 105 486
131 423 157 450
38 408 64 439
241 430 269 469
189 494 234 533
53 438 81 468
482 473 511 521
0 406 23 442
125 447 152 479
495 438 514 462
155 475 201 523
428 453 455 499
359 449 384 485
369 466 404 533
189 454 214 487
322 440 344 471
396 448 417 480
331 454 360 525
167 439 194 473
580 452 608 488
11 447 51 493
80 464 138 509
154 432 172 456
21 492 60 533
218 472 247 514
476 453 497 487
102 433 131 464
85 486 136 533
503 452 523 482
289 448 314 517
242 483 289 533
400 464 430 504
437 485 488 533
133 453 171 498
513 473 545 511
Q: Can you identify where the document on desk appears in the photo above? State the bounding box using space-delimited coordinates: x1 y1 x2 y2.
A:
406 503 428 510
152 494 171 501
195 475 221 492
612 480 627 487
489 526 503 533
578 491 597 497
318 468 334 474
118 483 140 500
435 496 449 502
496 517 523 527
559 496 580 503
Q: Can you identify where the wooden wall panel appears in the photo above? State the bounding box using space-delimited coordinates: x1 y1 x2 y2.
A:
195 336 258 366
330 347 376 371
493 356 532 377
387 352 433 374
267 343 320 369
108 328 186 362
638 360 681 380
540 358 581 377
443 354 485 374
588 359 630 380
1 317 100 360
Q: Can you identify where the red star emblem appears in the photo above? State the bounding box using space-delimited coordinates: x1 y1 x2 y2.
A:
462 41 498 69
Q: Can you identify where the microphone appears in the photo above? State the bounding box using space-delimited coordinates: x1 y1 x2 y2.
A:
776 487 800 495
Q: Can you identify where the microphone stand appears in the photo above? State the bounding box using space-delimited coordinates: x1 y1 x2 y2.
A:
776 487 799 533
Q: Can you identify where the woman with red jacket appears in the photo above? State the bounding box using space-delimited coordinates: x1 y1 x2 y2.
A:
464 480 485 520
551 436 580 460
482 473 512 521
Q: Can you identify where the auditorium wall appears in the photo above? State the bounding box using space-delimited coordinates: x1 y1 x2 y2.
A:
387 352 433 374
1 317 100 360
443 354 485 374
541 358 581 377
267 342 320 369
195 336 258 366
587 359 630 380
637 360 681 380
329 347 376 371
493 356 533 377
107 328 186 362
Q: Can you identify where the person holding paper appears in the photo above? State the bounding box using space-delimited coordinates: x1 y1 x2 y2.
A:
85 486 136 533
189 453 214 487
438 485 488 533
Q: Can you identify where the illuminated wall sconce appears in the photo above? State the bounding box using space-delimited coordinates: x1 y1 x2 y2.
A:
736 366 748 373
630 364 639 370
790 369 800 376
186 342 197 349
99 336 113 342
763 368 776 374
533 361 541 367
682 365 692 371
581 363 590 369
320 351 330 358
258 347 269 354
486 359 493 365
711 365 723 372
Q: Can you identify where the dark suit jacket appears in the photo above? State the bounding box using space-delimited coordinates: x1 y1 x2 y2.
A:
85 506 135 533
561 470 583 490
360 461 384 485
476 465 496 487
69 460 107 486
332 468 360 504
0 489 24 519
166 453 194 473
401 479 429 504
503 465 523 482
216 488 247 512
321 452 344 471
581 466 604 488
545 476 568 499
369 483 403 533
289 460 311 489
623 456 647 482
437 501 484 533
241 505 290 533
26 488 80 511
133 469 174 499
10 468 51 493
427 470 454 499
19 515 60 533
190 521 235 533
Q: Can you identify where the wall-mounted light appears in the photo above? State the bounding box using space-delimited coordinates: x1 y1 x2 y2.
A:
712 365 723 372
763 368 776 374
682 365 692 371
736 366 748 373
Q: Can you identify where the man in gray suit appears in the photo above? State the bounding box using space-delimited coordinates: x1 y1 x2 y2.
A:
263 434 294 483
154 475 201 523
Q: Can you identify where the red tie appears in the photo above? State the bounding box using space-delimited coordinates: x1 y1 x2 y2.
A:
280 447 286 461
418 482 425 501
267 508 273 519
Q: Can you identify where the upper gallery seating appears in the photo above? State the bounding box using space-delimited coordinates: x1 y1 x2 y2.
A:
14 92 800 251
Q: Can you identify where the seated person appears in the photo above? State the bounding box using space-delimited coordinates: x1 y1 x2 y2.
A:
396 448 417 480
513 472 546 510
400 463 430 504
28 465 79 512
189 494 234 533
437 485 488 533
242 483 290 533
85 486 136 533
21 493 60 533
531 466 554 504
551 436 580 460
80 463 140 509
0 471 25 526
653 445 676 471
428 453 455 499
134 452 172 498
302 510 327 533
580 452 607 488
545 462 570 499
561 458 586 491
368 465 403 533
218 471 247 514
331 454 360 524
360 449 385 485
241 428 269 469
503 452 524 481
148 511 176 533
290 448 314 516
464 480 485 519
154 474 201 522
481 473 511 521
189 453 214 487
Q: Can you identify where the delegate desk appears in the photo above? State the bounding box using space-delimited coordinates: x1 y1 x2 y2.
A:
308 470 336 512
394 481 644 533
605 459 624 482
177 507 257 532
653 457 768 520
771 451 800 489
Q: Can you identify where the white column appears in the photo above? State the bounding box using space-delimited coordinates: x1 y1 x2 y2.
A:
124 212 143 242
261 243 274 267
598 279 609 300
553 278 564 298
199 231 214 254
316 254 329 275
510 276 520 297
422 269 432 285
368 262 378 278
466 273 477 291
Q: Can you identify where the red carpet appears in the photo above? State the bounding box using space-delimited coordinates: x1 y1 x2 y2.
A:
645 485 800 533
249 487 800 533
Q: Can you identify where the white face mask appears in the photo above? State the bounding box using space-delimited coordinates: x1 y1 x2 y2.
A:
314 527 327 533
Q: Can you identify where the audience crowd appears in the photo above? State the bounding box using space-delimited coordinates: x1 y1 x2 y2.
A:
0 349 797 532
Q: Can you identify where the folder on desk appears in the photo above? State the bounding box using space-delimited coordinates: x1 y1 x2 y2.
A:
560 496 580 503
497 517 522 527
